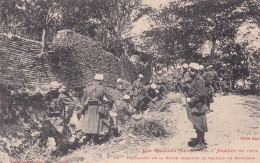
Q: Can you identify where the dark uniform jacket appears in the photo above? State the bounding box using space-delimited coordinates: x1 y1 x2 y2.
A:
57 92 75 122
202 72 215 103
188 75 210 111
144 87 157 101
131 79 144 107
45 91 76 135
186 75 210 132
116 101 134 126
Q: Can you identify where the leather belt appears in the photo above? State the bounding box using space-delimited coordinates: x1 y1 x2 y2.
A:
88 100 99 105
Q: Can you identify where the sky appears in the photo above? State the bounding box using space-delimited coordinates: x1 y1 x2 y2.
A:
131 0 174 37
129 0 175 45
142 0 173 8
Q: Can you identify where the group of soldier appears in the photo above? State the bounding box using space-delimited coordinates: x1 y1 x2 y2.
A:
43 72 170 154
131 62 220 151
44 74 117 155
43 61 222 154
175 62 218 151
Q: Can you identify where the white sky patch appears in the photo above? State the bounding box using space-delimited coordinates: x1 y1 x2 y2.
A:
131 15 154 36
142 0 173 8
196 40 212 57
235 22 260 52
130 0 174 37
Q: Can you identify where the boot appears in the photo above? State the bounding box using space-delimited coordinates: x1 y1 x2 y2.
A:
71 138 80 150
83 134 91 145
188 138 199 147
88 135 97 146
190 132 207 151
93 134 100 145
188 133 200 147
190 142 207 151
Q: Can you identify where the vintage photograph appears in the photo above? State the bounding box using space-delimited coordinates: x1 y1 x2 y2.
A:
0 0 260 162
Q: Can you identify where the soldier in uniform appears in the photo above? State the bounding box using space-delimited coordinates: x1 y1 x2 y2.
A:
43 81 76 155
207 65 219 92
131 74 145 114
141 83 159 111
116 78 132 95
78 74 114 145
116 95 135 129
176 64 185 92
177 63 192 97
185 63 211 151
171 65 181 92
220 76 230 95
202 65 215 112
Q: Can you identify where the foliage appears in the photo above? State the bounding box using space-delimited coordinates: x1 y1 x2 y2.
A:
1 0 260 90
0 0 151 57
143 0 260 90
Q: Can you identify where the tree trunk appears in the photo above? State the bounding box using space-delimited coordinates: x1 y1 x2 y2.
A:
147 54 153 84
210 38 216 62
41 28 47 53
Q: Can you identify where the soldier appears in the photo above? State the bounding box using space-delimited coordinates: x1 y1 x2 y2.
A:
206 65 219 92
177 63 192 96
43 81 76 155
202 65 215 112
131 74 145 114
116 78 132 95
78 74 114 145
185 63 211 151
141 83 159 112
171 65 181 92
181 63 193 97
176 64 186 92
57 85 81 148
220 76 230 95
116 95 135 129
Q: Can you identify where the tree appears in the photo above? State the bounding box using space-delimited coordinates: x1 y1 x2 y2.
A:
142 0 260 90
235 21 260 92
84 0 152 57
0 0 150 58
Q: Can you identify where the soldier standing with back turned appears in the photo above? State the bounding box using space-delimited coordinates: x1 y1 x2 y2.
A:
78 74 114 145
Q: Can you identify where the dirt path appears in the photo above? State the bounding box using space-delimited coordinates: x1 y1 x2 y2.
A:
98 94 260 163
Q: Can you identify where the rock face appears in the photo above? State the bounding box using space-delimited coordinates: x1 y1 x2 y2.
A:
0 30 142 87
51 29 139 87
